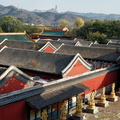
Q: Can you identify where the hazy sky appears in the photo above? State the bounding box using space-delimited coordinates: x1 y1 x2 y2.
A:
0 0 120 14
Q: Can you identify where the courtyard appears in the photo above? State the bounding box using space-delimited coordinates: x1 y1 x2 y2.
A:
83 97 120 120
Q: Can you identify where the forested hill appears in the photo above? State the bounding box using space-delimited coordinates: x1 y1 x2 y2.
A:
33 12 90 25
0 5 91 25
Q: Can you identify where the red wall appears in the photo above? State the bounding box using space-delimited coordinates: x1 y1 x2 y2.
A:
66 61 89 77
43 46 55 53
0 76 28 94
0 101 28 120
81 71 118 94
0 70 118 120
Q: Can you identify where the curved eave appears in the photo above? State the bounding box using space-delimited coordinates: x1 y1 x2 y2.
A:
62 53 92 77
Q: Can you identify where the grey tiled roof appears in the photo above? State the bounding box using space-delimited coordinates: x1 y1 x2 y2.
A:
107 39 120 43
37 40 63 48
107 43 120 46
57 39 78 44
74 39 93 47
55 45 120 62
0 40 46 50
37 39 78 48
90 44 120 49
27 83 89 109
0 47 75 75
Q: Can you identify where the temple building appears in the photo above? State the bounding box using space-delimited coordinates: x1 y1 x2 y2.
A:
0 39 120 120
31 30 76 40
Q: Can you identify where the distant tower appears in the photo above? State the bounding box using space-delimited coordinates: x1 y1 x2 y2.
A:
55 5 57 11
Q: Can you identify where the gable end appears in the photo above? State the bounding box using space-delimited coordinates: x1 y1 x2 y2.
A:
62 54 92 77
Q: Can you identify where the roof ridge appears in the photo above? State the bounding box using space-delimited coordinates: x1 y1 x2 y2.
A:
0 38 8 45
0 46 8 52
0 32 25 35
1 39 41 44
2 46 76 57
53 43 64 53
58 44 117 50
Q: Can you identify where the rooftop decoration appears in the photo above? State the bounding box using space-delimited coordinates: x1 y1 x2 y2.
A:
75 96 83 116
60 102 67 120
40 109 48 120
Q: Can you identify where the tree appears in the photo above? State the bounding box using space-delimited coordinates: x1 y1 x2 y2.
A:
105 20 120 38
114 20 120 38
92 20 105 33
23 25 42 34
73 19 120 41
0 16 24 32
72 18 84 34
17 18 24 23
76 20 95 38
73 18 84 29
59 19 68 27
87 32 108 44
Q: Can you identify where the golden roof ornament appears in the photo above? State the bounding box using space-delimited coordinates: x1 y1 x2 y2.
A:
100 87 106 103
40 109 48 120
75 95 83 116
110 83 116 98
88 92 96 109
60 102 67 120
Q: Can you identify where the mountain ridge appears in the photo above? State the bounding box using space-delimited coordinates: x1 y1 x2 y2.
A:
64 11 120 20
0 5 120 26
0 5 91 25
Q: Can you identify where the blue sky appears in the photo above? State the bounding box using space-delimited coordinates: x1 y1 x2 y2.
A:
0 0 120 14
